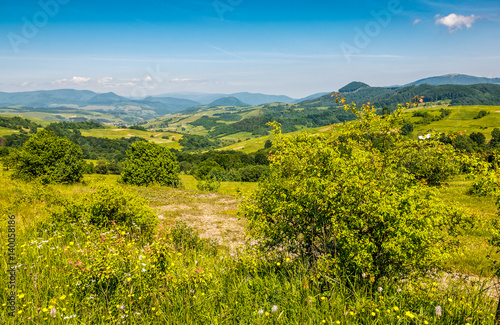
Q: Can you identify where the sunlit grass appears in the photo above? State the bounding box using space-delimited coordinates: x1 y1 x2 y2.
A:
1 171 499 323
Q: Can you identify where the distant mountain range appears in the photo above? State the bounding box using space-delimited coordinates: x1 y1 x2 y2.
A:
405 74 500 86
153 92 298 105
1 74 499 120
0 89 198 116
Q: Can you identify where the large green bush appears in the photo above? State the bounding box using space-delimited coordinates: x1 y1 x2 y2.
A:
9 129 85 184
240 101 470 282
50 183 158 241
121 141 180 186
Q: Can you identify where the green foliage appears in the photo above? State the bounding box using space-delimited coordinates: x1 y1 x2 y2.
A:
10 129 85 184
399 123 413 136
196 178 221 192
178 134 228 151
396 141 460 186
189 115 221 130
46 120 104 130
470 132 486 147
213 112 242 121
170 221 218 254
304 83 500 109
338 81 370 93
49 183 158 241
0 115 41 130
474 110 488 119
241 102 470 282
129 124 147 131
121 141 180 186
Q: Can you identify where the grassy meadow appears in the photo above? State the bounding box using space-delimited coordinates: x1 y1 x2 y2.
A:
1 166 500 324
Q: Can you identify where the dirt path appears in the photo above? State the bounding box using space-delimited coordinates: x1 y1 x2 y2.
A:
154 191 246 252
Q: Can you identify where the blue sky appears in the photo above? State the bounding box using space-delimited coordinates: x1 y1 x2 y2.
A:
0 0 499 98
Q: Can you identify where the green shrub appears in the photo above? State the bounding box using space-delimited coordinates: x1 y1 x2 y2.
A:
50 183 158 241
170 221 218 254
197 178 221 192
396 142 460 186
10 129 85 184
121 141 180 186
399 123 413 136
241 103 470 282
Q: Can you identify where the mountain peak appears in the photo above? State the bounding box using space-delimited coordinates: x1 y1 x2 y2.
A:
338 81 370 93
209 96 248 106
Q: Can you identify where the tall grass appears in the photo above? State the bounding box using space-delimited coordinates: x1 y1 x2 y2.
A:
0 172 498 324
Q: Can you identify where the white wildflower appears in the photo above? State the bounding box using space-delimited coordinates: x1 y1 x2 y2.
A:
435 305 442 317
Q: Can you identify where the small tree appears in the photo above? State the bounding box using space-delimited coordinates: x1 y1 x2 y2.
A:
121 141 180 186
10 130 85 184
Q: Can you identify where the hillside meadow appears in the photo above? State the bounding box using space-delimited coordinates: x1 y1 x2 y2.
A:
1 166 500 324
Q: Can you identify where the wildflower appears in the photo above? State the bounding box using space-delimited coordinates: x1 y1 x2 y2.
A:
393 306 399 312
435 306 442 317
362 273 366 278
258 309 264 315
276 262 281 266
59 295 66 300
50 307 57 318
377 287 383 293
405 311 415 319
371 312 376 316
265 312 270 317
18 294 25 299
397 288 402 292
42 308 49 313
272 305 278 313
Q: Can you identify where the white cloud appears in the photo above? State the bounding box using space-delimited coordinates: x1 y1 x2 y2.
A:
170 78 208 83
413 19 422 25
53 76 92 85
435 13 479 32
97 77 113 84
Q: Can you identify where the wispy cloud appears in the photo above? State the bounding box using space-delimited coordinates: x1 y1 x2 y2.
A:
207 44 246 60
53 76 92 85
435 13 480 32
413 19 422 25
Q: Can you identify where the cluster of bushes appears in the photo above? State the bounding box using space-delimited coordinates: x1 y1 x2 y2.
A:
128 124 148 131
438 128 500 153
175 149 270 183
410 108 451 125
93 160 122 175
46 120 104 130
177 134 230 151
0 115 41 130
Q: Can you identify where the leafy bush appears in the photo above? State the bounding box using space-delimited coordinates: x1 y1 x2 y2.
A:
469 132 486 147
474 110 488 119
49 183 158 241
170 221 218 254
241 102 469 282
9 130 85 184
129 125 147 131
121 141 180 186
197 178 221 192
238 165 269 182
399 123 413 136
396 142 460 186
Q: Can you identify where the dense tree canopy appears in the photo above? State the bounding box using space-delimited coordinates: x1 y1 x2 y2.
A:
121 141 180 186
10 129 85 184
